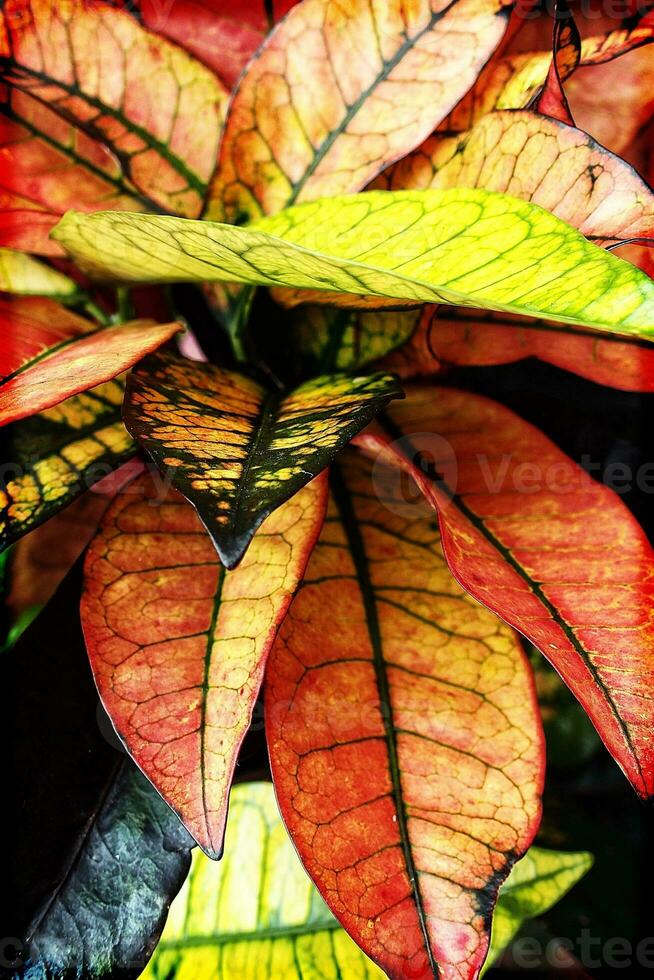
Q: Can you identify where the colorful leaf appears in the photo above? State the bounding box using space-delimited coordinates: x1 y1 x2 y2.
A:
354 386 654 800
53 190 654 339
0 0 228 230
123 350 402 567
0 247 78 295
266 450 544 980
7 563 193 980
132 0 297 91
0 316 180 425
374 110 654 247
1 379 135 551
80 471 327 858
142 781 384 980
205 0 513 223
482 847 593 974
418 306 654 393
427 19 654 144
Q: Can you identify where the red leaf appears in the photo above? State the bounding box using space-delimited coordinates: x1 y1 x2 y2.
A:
134 0 297 91
355 387 654 801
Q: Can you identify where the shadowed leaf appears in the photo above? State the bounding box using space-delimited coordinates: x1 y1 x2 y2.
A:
354 386 654 801
81 472 327 858
1 379 135 551
53 190 654 340
123 350 401 567
400 306 654 393
266 450 544 980
205 0 513 223
131 0 297 91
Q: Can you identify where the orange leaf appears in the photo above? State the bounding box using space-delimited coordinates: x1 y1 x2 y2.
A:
376 305 654 393
0 315 181 425
374 109 654 247
0 0 228 243
81 471 327 856
429 307 654 392
426 19 654 146
354 387 654 801
206 0 513 223
266 450 544 980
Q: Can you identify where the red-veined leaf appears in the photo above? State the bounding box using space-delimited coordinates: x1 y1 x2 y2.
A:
206 0 513 223
123 350 402 567
0 316 180 425
266 449 544 980
81 471 327 857
132 0 297 91
0 0 228 249
354 387 654 801
374 109 654 247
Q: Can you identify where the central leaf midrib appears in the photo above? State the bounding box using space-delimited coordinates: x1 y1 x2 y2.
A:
329 464 439 979
287 1 459 205
379 416 645 789
230 388 283 530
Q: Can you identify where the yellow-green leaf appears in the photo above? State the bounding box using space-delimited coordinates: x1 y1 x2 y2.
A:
0 248 78 298
123 350 402 567
481 847 593 975
53 189 654 339
140 781 385 980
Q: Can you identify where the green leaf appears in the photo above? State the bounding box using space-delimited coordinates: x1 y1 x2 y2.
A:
0 247 79 298
1 379 135 551
481 846 593 975
141 781 385 980
123 350 402 567
53 189 654 339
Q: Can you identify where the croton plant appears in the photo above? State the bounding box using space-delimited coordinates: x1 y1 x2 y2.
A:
3 0 654 977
